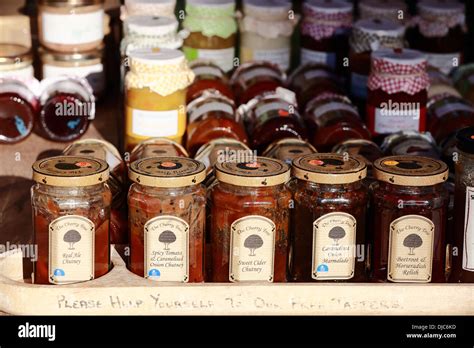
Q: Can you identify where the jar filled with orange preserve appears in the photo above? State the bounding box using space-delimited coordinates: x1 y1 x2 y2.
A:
290 153 368 282
209 157 292 282
124 48 194 152
186 91 248 156
128 157 207 282
130 138 189 163
182 0 237 73
187 61 234 103
31 156 111 284
366 48 429 140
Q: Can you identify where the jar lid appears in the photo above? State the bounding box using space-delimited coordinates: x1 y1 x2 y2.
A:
373 155 448 186
371 48 427 66
332 139 383 165
418 0 464 14
129 157 206 187
305 0 352 13
292 153 367 184
231 61 286 89
130 137 189 158
190 60 227 80
263 138 317 164
215 157 290 187
39 45 103 64
354 18 405 37
33 156 109 187
0 44 32 65
187 0 235 9
63 138 122 163
381 131 437 153
128 47 184 67
39 0 105 6
359 0 406 12
243 0 292 20
125 15 179 36
456 127 474 155
187 90 236 123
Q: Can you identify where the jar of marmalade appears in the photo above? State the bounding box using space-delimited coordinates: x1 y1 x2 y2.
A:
124 48 195 151
371 155 449 283
128 157 207 282
300 0 352 71
452 127 474 282
31 156 111 284
210 157 291 282
367 48 429 140
187 61 234 103
182 0 237 73
231 61 286 106
290 153 368 282
409 0 465 75
263 138 317 165
130 138 189 163
186 91 248 156
63 139 128 245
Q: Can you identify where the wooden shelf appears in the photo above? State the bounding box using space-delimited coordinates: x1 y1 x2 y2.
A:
0 248 472 316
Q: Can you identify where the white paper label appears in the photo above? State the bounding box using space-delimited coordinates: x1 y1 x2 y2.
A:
255 101 289 119
301 48 336 69
43 63 103 79
144 216 189 282
309 102 359 121
463 187 474 271
251 48 290 71
131 109 179 137
425 52 461 75
374 105 421 134
189 101 234 123
48 215 95 284
0 65 34 80
42 10 104 45
188 47 235 73
192 65 224 78
350 72 369 100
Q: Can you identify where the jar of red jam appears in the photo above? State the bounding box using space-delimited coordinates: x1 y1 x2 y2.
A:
31 156 111 284
300 0 353 72
128 157 207 282
452 63 474 105
209 157 291 282
38 76 95 142
238 87 307 153
186 91 248 156
305 93 371 152
0 78 39 144
263 138 317 165
230 61 286 106
130 137 189 163
63 139 128 245
290 153 368 282
186 61 234 104
287 63 345 110
371 155 449 283
381 131 440 159
409 0 465 75
452 127 474 283
349 18 405 102
367 48 429 140
358 0 408 22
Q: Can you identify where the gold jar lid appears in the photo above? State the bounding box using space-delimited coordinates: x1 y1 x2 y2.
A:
215 157 290 187
131 137 189 158
33 156 109 187
39 0 104 6
373 155 449 186
263 138 317 164
292 153 367 185
0 44 32 66
129 157 206 188
63 139 122 163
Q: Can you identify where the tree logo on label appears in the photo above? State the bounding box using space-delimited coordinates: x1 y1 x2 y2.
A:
403 234 423 255
63 230 81 250
244 234 263 256
328 226 346 246
159 230 176 251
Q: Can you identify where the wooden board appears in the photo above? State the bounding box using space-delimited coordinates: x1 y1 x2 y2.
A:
0 248 472 316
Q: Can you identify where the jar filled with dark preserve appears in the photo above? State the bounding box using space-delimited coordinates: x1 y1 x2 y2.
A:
128 157 207 283
290 153 368 282
187 61 234 104
452 127 474 282
371 155 449 283
209 157 292 283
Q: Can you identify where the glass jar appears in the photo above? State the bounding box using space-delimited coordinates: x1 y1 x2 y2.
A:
349 18 405 102
409 0 465 75
452 63 474 105
290 153 368 282
238 87 307 153
300 0 352 71
305 93 371 152
186 91 248 156
231 61 286 106
263 138 317 165
381 131 440 159
130 137 189 163
63 139 127 245
0 78 38 144
38 76 95 142
182 0 237 73
239 0 297 72
38 0 105 53
427 67 461 101
31 156 111 284
371 155 449 283
124 48 194 152
358 0 408 22
452 127 474 282
187 61 234 103
128 157 206 282
40 46 105 99
123 0 176 18
367 48 429 140
0 44 34 81
209 157 291 282
287 63 344 110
